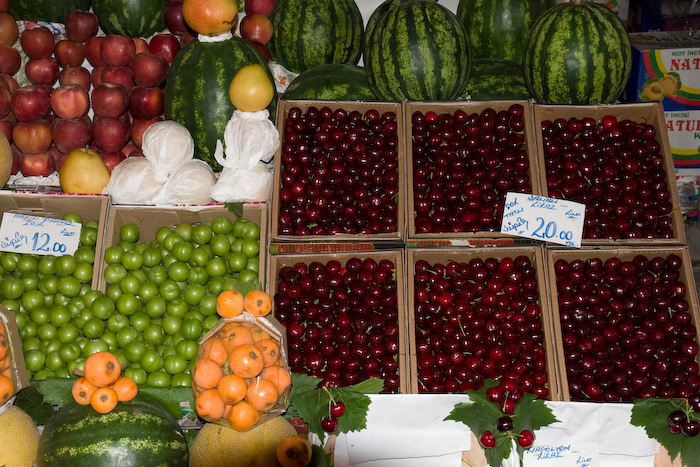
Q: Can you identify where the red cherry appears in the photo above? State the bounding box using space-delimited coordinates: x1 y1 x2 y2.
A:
518 429 535 448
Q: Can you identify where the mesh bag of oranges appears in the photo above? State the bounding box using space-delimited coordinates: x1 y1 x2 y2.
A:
0 307 30 411
192 289 291 431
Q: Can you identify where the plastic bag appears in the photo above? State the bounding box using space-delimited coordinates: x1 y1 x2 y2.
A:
102 156 164 205
141 120 195 184
152 159 218 205
210 161 273 202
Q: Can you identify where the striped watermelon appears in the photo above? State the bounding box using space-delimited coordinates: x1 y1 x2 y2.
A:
269 0 364 74
463 58 530 100
165 36 277 172
9 0 91 23
523 1 632 104
36 394 188 467
364 0 470 101
456 0 552 62
92 0 167 38
283 64 378 101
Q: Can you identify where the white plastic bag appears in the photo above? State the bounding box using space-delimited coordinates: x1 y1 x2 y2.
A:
211 161 273 202
102 156 164 205
141 120 195 183
152 159 218 205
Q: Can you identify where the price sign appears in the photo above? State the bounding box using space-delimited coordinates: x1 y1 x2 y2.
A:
0 212 82 256
500 192 585 247
523 443 599 467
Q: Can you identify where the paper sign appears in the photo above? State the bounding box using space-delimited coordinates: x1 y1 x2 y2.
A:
523 443 599 467
0 212 82 256
500 193 585 247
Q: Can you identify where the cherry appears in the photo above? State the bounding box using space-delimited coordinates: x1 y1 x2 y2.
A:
681 420 700 437
321 417 338 433
518 429 535 448
668 409 688 427
479 430 496 448
330 401 346 418
496 416 514 432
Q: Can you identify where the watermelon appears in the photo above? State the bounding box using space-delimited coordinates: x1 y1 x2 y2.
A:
462 58 530 101
456 0 552 62
523 1 632 105
283 64 378 101
269 0 364 74
9 0 91 23
92 0 167 38
36 394 188 467
364 0 470 101
165 36 277 172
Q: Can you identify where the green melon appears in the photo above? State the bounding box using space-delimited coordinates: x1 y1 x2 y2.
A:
91 0 167 38
9 0 91 23
463 58 530 100
283 64 378 101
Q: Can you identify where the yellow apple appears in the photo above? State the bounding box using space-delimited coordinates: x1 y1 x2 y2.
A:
59 147 111 194
228 63 274 112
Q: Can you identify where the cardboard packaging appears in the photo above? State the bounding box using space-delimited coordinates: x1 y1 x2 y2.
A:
0 307 30 403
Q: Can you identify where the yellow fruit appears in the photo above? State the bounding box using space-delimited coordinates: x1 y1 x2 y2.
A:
642 81 665 101
0 406 40 466
58 147 111 194
183 0 239 36
0 129 11 190
228 63 274 112
189 416 297 467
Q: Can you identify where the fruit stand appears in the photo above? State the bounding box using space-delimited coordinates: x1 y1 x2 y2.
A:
1 0 700 466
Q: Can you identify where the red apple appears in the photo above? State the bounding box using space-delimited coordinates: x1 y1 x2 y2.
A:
101 34 136 67
128 86 164 120
0 0 10 13
93 116 131 153
53 39 86 68
64 8 99 42
10 85 51 122
10 144 20 174
25 57 59 86
100 150 126 172
0 12 18 46
91 82 129 118
239 13 273 45
148 33 181 64
20 26 55 59
0 45 21 75
19 151 56 176
47 145 63 164
59 66 91 89
163 1 189 34
245 0 275 17
100 65 133 89
13 119 52 154
0 114 13 143
130 116 162 148
0 85 10 118
0 73 17 92
50 83 89 119
85 36 105 66
131 52 169 88
52 115 93 154
132 37 149 55
128 147 144 157
250 41 270 62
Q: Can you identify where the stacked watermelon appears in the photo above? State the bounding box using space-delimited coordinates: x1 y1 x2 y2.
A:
92 0 168 38
9 0 91 23
283 64 378 101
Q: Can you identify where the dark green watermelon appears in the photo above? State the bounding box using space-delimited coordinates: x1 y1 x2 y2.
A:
10 0 91 23
463 58 530 100
283 64 378 101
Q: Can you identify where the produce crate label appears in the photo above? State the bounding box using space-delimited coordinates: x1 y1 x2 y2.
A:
665 109 700 170
523 443 599 467
500 192 585 247
0 212 81 256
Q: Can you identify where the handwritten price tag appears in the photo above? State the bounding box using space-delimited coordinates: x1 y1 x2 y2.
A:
500 193 585 247
0 212 82 256
523 443 599 467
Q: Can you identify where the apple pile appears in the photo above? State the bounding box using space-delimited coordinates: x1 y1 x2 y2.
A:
237 0 275 62
0 6 186 179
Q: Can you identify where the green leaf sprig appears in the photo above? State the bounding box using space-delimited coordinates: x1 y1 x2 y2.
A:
631 398 700 467
445 379 558 467
285 373 383 444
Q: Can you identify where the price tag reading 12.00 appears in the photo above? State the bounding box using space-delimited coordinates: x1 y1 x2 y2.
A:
0 212 82 256
500 192 585 247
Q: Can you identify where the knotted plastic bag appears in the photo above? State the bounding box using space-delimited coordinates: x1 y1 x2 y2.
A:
210 109 279 202
102 156 164 205
152 159 217 205
141 120 195 184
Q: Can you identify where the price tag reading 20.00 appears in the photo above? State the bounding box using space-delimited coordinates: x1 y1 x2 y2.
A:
0 212 82 256
500 193 585 247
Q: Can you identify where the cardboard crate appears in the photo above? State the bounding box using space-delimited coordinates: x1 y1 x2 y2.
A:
270 100 407 245
533 102 686 246
100 202 268 292
0 191 109 288
406 246 561 401
404 100 543 246
267 249 408 394
546 246 700 402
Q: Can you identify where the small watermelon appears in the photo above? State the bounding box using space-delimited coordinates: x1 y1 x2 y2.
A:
283 64 378 101
462 58 530 100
